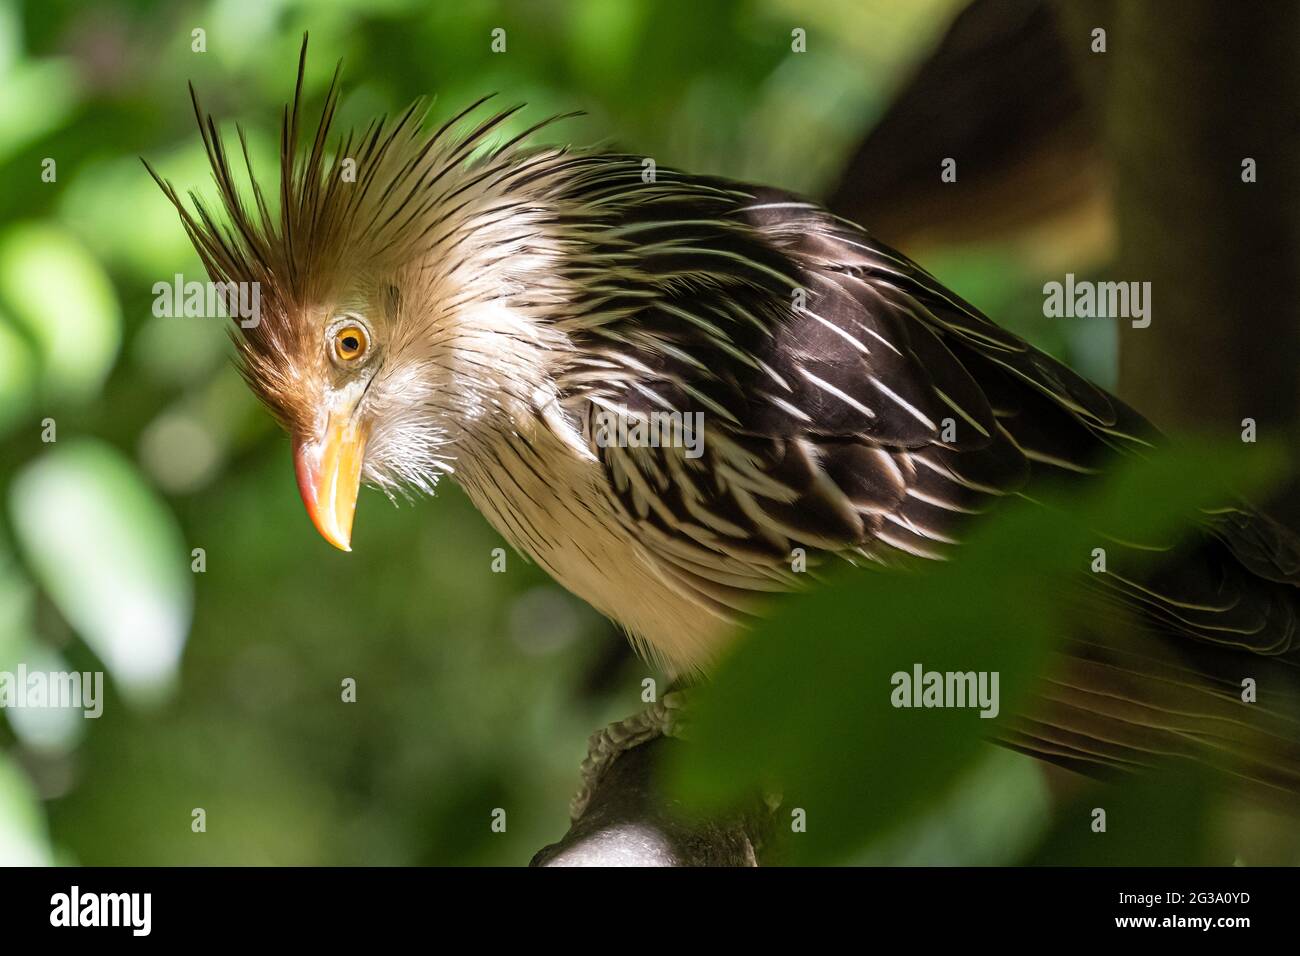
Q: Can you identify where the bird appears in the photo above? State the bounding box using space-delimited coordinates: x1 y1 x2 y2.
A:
148 39 1300 805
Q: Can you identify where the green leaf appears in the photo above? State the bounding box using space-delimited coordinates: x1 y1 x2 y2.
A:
0 311 37 437
4 643 91 754
855 749 1051 865
0 751 53 866
0 57 77 165
668 441 1287 863
0 223 121 401
9 440 192 704
0 536 35 673
1025 765 1222 866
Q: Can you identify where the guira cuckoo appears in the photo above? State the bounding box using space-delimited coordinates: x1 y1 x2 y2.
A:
148 40 1300 804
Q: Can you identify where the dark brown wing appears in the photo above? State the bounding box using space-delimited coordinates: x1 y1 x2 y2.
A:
563 168 1300 798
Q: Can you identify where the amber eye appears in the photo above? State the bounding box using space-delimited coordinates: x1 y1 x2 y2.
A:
332 323 368 363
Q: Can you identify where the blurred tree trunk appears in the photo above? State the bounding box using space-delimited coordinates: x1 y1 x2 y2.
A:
827 0 1107 260
1061 0 1300 524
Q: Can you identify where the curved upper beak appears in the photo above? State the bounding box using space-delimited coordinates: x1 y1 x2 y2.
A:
293 411 369 552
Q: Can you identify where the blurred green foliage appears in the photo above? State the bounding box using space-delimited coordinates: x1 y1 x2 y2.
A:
670 442 1289 864
4 0 1259 867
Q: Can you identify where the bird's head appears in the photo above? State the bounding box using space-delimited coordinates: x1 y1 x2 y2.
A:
148 39 584 550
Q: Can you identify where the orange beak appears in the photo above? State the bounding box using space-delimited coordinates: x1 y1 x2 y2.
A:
293 412 368 552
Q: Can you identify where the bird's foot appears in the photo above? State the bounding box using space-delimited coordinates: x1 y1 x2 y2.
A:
570 690 690 821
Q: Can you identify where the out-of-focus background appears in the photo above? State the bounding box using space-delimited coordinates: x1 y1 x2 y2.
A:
1 0 1296 865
